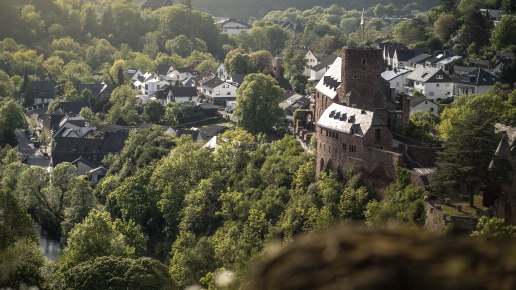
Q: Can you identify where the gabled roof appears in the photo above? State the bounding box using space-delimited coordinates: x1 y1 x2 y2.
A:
394 50 417 62
200 77 226 89
436 55 462 66
54 101 89 115
381 68 410 81
216 18 252 29
408 54 433 65
317 103 377 136
312 54 339 71
156 64 173 76
170 86 198 97
407 67 451 83
28 80 57 98
410 96 437 108
453 68 497 86
51 131 128 167
315 57 342 99
199 125 228 141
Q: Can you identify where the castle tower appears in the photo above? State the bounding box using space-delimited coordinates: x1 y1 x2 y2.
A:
338 47 386 110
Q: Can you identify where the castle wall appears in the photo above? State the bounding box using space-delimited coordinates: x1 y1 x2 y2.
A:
314 91 334 123
316 127 402 181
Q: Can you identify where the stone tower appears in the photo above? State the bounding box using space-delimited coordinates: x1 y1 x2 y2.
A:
338 47 386 110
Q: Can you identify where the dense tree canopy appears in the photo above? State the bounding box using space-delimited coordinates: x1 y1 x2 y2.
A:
234 73 285 134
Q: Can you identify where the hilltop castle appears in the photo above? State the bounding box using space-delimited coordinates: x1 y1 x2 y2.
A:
313 47 403 183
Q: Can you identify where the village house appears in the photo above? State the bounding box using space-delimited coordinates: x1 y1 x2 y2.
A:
406 66 453 100
156 64 174 77
392 49 416 69
215 18 252 35
435 55 462 74
166 67 198 82
306 54 339 82
26 79 58 105
279 92 311 121
409 96 439 116
139 74 169 96
199 76 238 106
77 83 112 100
379 42 407 67
381 68 411 95
407 54 433 70
453 67 498 97
303 50 320 76
126 68 144 82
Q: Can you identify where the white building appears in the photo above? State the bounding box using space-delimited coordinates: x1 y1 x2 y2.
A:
166 68 197 82
381 68 411 95
199 76 238 106
406 67 453 100
140 75 169 96
306 54 338 82
453 67 497 97
304 50 319 76
216 63 229 80
410 96 439 116
216 18 252 35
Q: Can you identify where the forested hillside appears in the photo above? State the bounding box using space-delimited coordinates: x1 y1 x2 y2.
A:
190 0 439 19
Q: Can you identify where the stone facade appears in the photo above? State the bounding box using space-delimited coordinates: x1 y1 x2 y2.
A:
338 48 386 110
315 47 402 183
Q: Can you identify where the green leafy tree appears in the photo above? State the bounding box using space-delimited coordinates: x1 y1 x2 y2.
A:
283 46 305 81
143 100 165 123
50 256 176 290
59 210 138 267
471 216 516 237
433 13 457 42
491 15 516 51
249 50 273 72
234 73 285 134
0 99 25 146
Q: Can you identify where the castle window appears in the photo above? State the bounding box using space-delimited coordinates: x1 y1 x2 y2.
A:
342 143 346 150
349 145 356 153
375 129 381 141
362 59 366 65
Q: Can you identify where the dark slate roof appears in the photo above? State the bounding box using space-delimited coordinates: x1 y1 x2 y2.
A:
157 64 172 76
54 101 89 115
496 51 515 60
408 54 433 65
453 65 477 75
125 69 140 79
171 86 198 97
395 50 417 62
77 83 111 99
469 59 495 69
28 81 57 99
312 54 339 71
230 74 246 84
141 0 174 9
200 77 225 89
199 125 228 141
51 131 128 167
453 68 498 86
410 96 436 107
285 95 310 115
